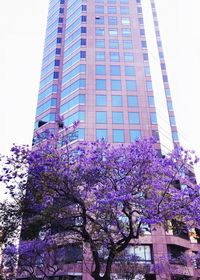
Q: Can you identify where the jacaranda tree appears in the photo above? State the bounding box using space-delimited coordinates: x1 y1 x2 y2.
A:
0 131 200 280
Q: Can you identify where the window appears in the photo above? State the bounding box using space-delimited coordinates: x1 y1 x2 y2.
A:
126 80 137 91
113 129 125 143
165 88 171 96
170 116 176 126
143 53 148 61
120 0 129 3
56 48 61 55
167 101 173 110
81 15 87 22
141 41 147 48
82 5 87 11
110 52 120 61
96 79 106 90
112 95 122 106
96 129 107 140
58 17 63 23
108 16 117 25
96 95 107 106
137 7 142 13
96 65 106 75
96 111 107 123
53 72 59 79
122 28 131 36
130 130 141 142
96 51 105 61
109 39 119 48
146 81 153 91
120 6 129 14
57 37 62 43
159 52 164 59
109 28 118 36
54 60 60 66
172 131 179 142
125 66 135 76
161 63 166 70
111 80 122 91
148 96 154 106
123 40 133 49
108 0 116 3
167 245 186 265
96 28 105 35
81 26 87 33
144 66 150 76
140 29 145 36
81 38 86 45
128 112 140 124
96 5 104 13
124 53 134 61
121 17 130 25
59 8 64 13
108 6 117 14
157 41 162 47
138 18 144 24
96 39 105 48
163 75 168 83
150 112 157 124
171 220 189 240
112 112 124 124
110 65 121 75
95 16 104 24
55 244 82 264
126 245 152 263
127 96 138 107
80 51 86 58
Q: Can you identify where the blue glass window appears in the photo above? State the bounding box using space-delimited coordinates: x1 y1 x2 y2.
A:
96 111 107 123
110 52 120 61
172 131 179 142
128 112 140 124
124 53 134 61
54 60 60 66
165 88 171 96
126 80 137 91
120 6 129 14
122 28 131 36
81 27 87 33
96 51 105 61
113 129 124 143
58 27 62 33
148 96 154 106
137 7 142 13
109 28 118 36
111 80 122 91
61 79 86 99
57 38 62 43
81 15 87 22
112 112 124 124
53 72 59 79
96 129 107 140
141 41 147 48
170 116 176 126
81 38 86 45
121 18 130 25
96 39 105 48
110 65 121 75
125 66 135 76
167 101 173 110
56 48 61 55
109 39 119 48
140 29 145 36
58 17 63 23
150 112 157 124
144 67 150 76
161 63 166 70
96 5 104 13
108 6 117 14
60 95 85 114
64 111 85 126
96 95 107 106
95 16 104 24
59 8 64 13
123 40 133 49
96 79 106 90
146 81 153 91
159 52 164 59
108 16 117 25
112 96 122 106
80 51 86 58
157 41 162 47
96 28 105 36
82 5 87 11
130 130 141 142
96 65 106 75
138 18 144 24
127 96 138 107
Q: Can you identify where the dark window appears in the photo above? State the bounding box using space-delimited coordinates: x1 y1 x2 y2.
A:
60 0 64 3
82 5 87 11
81 38 86 45
54 60 60 66
58 17 63 23
80 51 86 58
57 37 62 43
81 27 87 33
56 48 61 55
57 27 62 33
53 72 59 79
168 244 187 266
171 220 189 240
59 8 64 13
55 244 82 264
81 15 87 22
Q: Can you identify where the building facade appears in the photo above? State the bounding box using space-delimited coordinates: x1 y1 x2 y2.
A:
32 0 200 279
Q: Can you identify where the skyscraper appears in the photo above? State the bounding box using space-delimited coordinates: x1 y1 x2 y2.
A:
33 0 199 279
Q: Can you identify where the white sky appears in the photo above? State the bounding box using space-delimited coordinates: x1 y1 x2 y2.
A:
0 0 200 179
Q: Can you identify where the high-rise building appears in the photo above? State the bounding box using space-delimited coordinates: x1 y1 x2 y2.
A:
32 0 200 279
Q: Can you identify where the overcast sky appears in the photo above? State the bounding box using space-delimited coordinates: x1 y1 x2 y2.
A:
0 0 200 179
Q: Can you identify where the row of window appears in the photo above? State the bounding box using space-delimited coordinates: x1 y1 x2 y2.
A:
96 16 131 25
96 0 130 4
95 37 145 49
95 27 145 37
94 51 149 62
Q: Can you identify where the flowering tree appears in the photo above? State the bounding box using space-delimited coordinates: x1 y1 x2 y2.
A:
0 133 200 280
